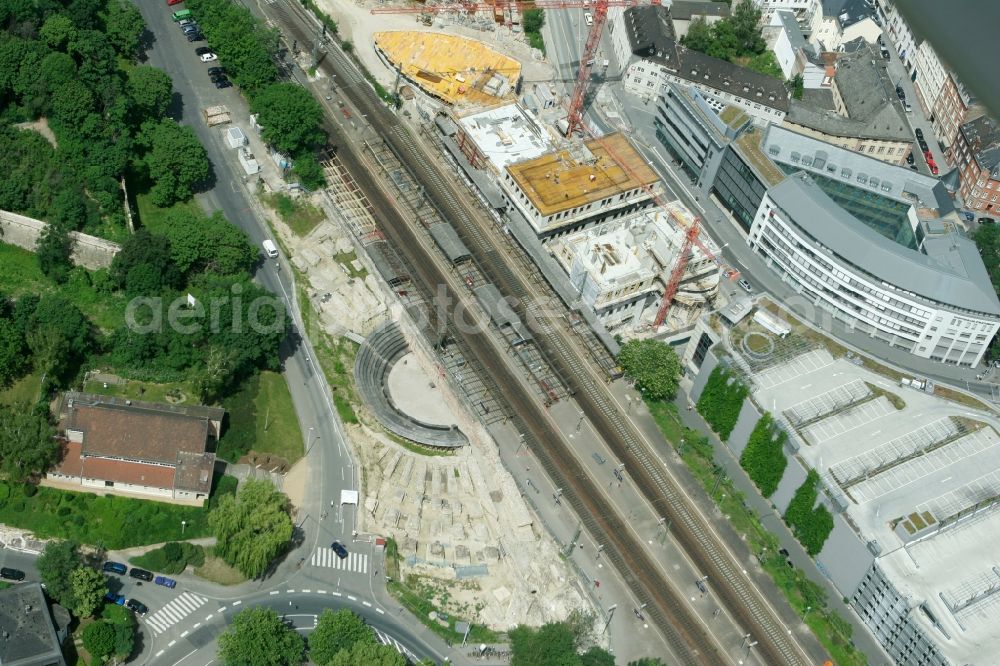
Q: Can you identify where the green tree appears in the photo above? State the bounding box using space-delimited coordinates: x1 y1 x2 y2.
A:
103 0 146 59
309 609 375 665
0 403 58 482
101 604 137 660
126 65 174 119
37 540 82 607
328 641 405 666
730 0 765 55
157 210 257 276
784 470 834 555
70 566 108 618
82 621 116 662
249 82 326 156
696 365 749 441
50 79 96 129
509 622 579 666
210 479 294 579
681 17 714 53
0 318 28 386
973 223 1000 294
580 646 615 666
40 14 76 50
617 339 682 401
109 229 182 295
739 413 788 497
292 153 325 191
26 294 89 381
522 8 545 33
142 119 210 206
36 224 73 284
218 607 304 666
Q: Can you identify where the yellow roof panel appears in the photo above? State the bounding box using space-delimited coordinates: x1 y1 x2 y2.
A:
506 134 660 217
373 31 521 107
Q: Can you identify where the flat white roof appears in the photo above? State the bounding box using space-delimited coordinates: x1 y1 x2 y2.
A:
750 349 1000 664
456 103 552 172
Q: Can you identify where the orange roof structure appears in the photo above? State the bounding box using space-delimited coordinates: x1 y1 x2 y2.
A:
505 133 660 217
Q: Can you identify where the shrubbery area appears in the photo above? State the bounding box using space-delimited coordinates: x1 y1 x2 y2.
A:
739 413 788 497
130 541 205 575
784 470 834 556
617 339 682 401
681 2 785 80
696 365 749 441
0 482 212 549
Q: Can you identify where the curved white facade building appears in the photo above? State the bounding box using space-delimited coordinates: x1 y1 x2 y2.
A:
748 173 1000 367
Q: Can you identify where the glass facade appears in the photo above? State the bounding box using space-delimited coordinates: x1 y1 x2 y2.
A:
712 146 768 233
777 165 917 249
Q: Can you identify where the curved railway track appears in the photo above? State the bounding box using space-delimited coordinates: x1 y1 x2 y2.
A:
264 4 814 664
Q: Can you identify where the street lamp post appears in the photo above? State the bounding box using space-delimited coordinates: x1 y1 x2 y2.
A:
181 520 187 535
516 433 527 455
602 604 617 635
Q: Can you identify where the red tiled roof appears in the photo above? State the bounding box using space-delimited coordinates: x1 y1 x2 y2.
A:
50 440 176 490
66 401 209 465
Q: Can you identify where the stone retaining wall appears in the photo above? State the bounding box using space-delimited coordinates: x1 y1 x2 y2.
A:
1 209 121 270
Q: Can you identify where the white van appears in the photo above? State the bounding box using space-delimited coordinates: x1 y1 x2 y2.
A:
262 239 279 259
584 12 593 26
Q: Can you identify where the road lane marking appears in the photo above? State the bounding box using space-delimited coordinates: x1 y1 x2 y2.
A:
301 589 310 593
347 595 357 601
318 590 327 594
362 601 372 607
205 614 214 621
270 591 279 595
287 590 295 594
332 591 342 597
193 623 201 629
376 608 385 614
168 640 176 647
180 631 188 638
156 650 164 658
232 600 242 606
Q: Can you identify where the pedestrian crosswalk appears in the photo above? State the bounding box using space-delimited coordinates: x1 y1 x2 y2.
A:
144 592 209 635
374 627 417 662
309 548 369 573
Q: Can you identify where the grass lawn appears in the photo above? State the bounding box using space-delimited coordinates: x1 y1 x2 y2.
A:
0 372 42 406
299 285 361 425
0 482 215 549
263 193 325 237
133 191 204 235
388 577 500 645
83 377 195 405
0 243 127 332
194 546 247 585
217 371 303 464
333 250 368 279
649 401 867 666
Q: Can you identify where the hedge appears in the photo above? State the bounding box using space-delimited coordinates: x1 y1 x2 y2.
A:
783 470 834 555
696 366 749 441
131 542 206 575
739 413 788 497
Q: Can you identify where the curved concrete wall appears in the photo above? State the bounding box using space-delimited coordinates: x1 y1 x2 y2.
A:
1 210 121 270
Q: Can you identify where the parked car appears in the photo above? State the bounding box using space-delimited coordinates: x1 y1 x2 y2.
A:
194 46 211 55
928 162 939 175
167 0 184 5
918 139 929 152
330 541 348 560
924 149 934 161
738 279 753 293
128 568 153 582
102 562 128 575
207 66 225 77
186 31 203 42
154 576 177 589
915 128 924 140
199 53 218 62
104 591 126 606
906 152 915 165
125 599 148 615
182 24 199 35
0 567 25 581
214 78 232 89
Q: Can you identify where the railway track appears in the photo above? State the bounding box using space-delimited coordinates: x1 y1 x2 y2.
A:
262 3 813 664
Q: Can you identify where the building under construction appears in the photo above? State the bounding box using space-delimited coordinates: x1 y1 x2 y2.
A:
373 31 521 108
549 203 720 334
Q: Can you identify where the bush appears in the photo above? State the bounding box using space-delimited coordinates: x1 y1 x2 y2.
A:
784 470 834 555
22 484 37 497
57 506 72 517
0 483 10 502
696 366 749 441
739 414 788 497
131 541 206 575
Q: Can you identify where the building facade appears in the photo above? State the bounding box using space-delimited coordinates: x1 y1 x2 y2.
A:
751 0 822 35
749 174 1000 367
933 71 979 159
953 115 1000 222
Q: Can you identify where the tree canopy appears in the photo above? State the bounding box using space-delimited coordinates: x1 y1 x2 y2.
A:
141 119 210 207
156 209 257 277
308 609 375 665
739 413 788 497
680 3 772 72
210 479 294 579
69 566 108 617
617 339 682 401
250 82 326 157
218 607 304 666
26 294 89 381
0 402 58 482
37 540 82 608
784 470 834 556
509 622 580 666
82 621 116 662
327 641 405 666
109 229 182 296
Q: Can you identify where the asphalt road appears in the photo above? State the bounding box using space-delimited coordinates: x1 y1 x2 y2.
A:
135 0 354 561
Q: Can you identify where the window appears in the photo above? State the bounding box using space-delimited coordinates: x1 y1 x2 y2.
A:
857 173 868 184
768 145 780 156
801 156 813 166
842 168 852 178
